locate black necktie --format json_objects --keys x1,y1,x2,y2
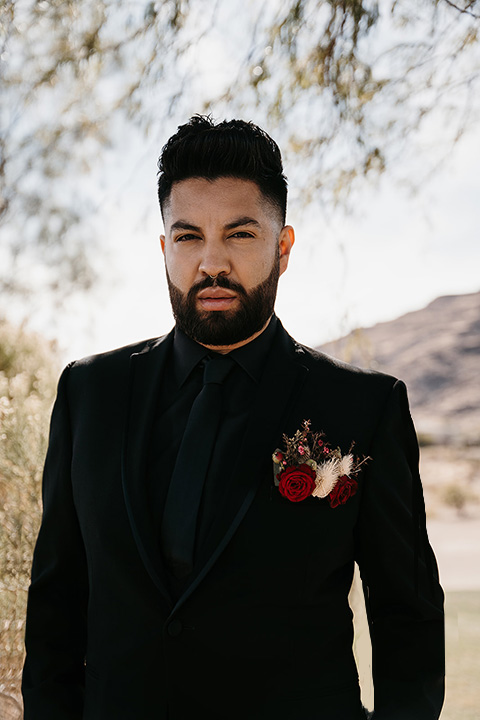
[{"x1": 161, "y1": 353, "x2": 234, "y2": 579}]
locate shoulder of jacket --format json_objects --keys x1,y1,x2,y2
[
  {"x1": 293, "y1": 340, "x2": 399, "y2": 393},
  {"x1": 61, "y1": 333, "x2": 171, "y2": 382},
  {"x1": 71, "y1": 334, "x2": 167, "y2": 367}
]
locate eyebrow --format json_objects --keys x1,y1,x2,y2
[
  {"x1": 170, "y1": 220, "x2": 201, "y2": 233},
  {"x1": 169, "y1": 217, "x2": 262, "y2": 233},
  {"x1": 224, "y1": 217, "x2": 261, "y2": 230}
]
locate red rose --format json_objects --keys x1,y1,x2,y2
[
  {"x1": 328, "y1": 475, "x2": 358, "y2": 508},
  {"x1": 278, "y1": 464, "x2": 316, "y2": 502}
]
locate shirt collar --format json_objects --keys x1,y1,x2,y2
[
  {"x1": 229, "y1": 314, "x2": 278, "y2": 382},
  {"x1": 172, "y1": 328, "x2": 209, "y2": 388},
  {"x1": 172, "y1": 315, "x2": 278, "y2": 387}
]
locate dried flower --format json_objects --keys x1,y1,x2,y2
[{"x1": 273, "y1": 420, "x2": 369, "y2": 506}]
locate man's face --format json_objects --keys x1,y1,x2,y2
[{"x1": 160, "y1": 177, "x2": 294, "y2": 350}]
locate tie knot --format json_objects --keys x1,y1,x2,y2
[{"x1": 203, "y1": 354, "x2": 234, "y2": 385}]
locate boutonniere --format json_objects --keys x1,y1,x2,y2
[{"x1": 272, "y1": 420, "x2": 369, "y2": 507}]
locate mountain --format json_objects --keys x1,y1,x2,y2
[{"x1": 318, "y1": 291, "x2": 480, "y2": 440}]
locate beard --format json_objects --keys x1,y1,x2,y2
[{"x1": 166, "y1": 252, "x2": 280, "y2": 346}]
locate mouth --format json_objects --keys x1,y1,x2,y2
[{"x1": 197, "y1": 286, "x2": 238, "y2": 311}]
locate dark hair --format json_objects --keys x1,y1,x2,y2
[{"x1": 157, "y1": 115, "x2": 287, "y2": 223}]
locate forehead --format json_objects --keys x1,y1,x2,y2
[{"x1": 163, "y1": 177, "x2": 277, "y2": 227}]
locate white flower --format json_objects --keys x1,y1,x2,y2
[
  {"x1": 312, "y1": 459, "x2": 340, "y2": 498},
  {"x1": 338, "y1": 454, "x2": 353, "y2": 478}
]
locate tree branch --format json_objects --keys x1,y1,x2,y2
[{"x1": 443, "y1": 0, "x2": 480, "y2": 18}]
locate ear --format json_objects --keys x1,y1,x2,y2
[
  {"x1": 278, "y1": 225, "x2": 295, "y2": 277},
  {"x1": 160, "y1": 235, "x2": 165, "y2": 255}
]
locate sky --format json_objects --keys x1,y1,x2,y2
[{"x1": 9, "y1": 1, "x2": 480, "y2": 363}]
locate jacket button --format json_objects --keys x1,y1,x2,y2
[{"x1": 167, "y1": 619, "x2": 183, "y2": 637}]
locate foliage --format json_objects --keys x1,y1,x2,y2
[
  {"x1": 1, "y1": 0, "x2": 479, "y2": 305},
  {"x1": 0, "y1": 0, "x2": 190, "y2": 300},
  {"x1": 442, "y1": 481, "x2": 470, "y2": 512},
  {"x1": 237, "y1": 0, "x2": 480, "y2": 199},
  {"x1": 0, "y1": 318, "x2": 59, "y2": 700}
]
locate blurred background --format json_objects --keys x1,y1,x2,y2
[{"x1": 1, "y1": 1, "x2": 479, "y2": 717}]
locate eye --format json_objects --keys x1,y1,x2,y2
[
  {"x1": 229, "y1": 231, "x2": 254, "y2": 239},
  {"x1": 175, "y1": 233, "x2": 200, "y2": 243}
]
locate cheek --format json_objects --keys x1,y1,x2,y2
[
  {"x1": 164, "y1": 251, "x2": 195, "y2": 289},
  {"x1": 237, "y1": 248, "x2": 275, "y2": 285}
]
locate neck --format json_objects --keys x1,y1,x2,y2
[{"x1": 197, "y1": 316, "x2": 272, "y2": 354}]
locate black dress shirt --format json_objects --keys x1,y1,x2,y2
[{"x1": 146, "y1": 315, "x2": 278, "y2": 591}]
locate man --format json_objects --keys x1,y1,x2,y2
[{"x1": 22, "y1": 116, "x2": 444, "y2": 719}]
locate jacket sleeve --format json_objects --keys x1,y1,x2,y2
[
  {"x1": 355, "y1": 380, "x2": 445, "y2": 720},
  {"x1": 22, "y1": 364, "x2": 87, "y2": 720}
]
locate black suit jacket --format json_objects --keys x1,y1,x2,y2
[{"x1": 22, "y1": 321, "x2": 444, "y2": 719}]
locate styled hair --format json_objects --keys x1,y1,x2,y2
[{"x1": 157, "y1": 115, "x2": 287, "y2": 223}]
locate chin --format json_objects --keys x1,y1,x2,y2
[{"x1": 191, "y1": 314, "x2": 258, "y2": 346}]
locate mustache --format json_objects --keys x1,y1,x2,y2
[{"x1": 188, "y1": 275, "x2": 248, "y2": 299}]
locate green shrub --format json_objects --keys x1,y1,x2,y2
[
  {"x1": 442, "y1": 483, "x2": 470, "y2": 513},
  {"x1": 0, "y1": 319, "x2": 59, "y2": 701}
]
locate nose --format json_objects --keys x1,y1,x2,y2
[{"x1": 198, "y1": 238, "x2": 231, "y2": 279}]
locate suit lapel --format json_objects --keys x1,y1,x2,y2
[
  {"x1": 174, "y1": 324, "x2": 309, "y2": 611},
  {"x1": 121, "y1": 331, "x2": 174, "y2": 606},
  {"x1": 122, "y1": 324, "x2": 311, "y2": 612}
]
